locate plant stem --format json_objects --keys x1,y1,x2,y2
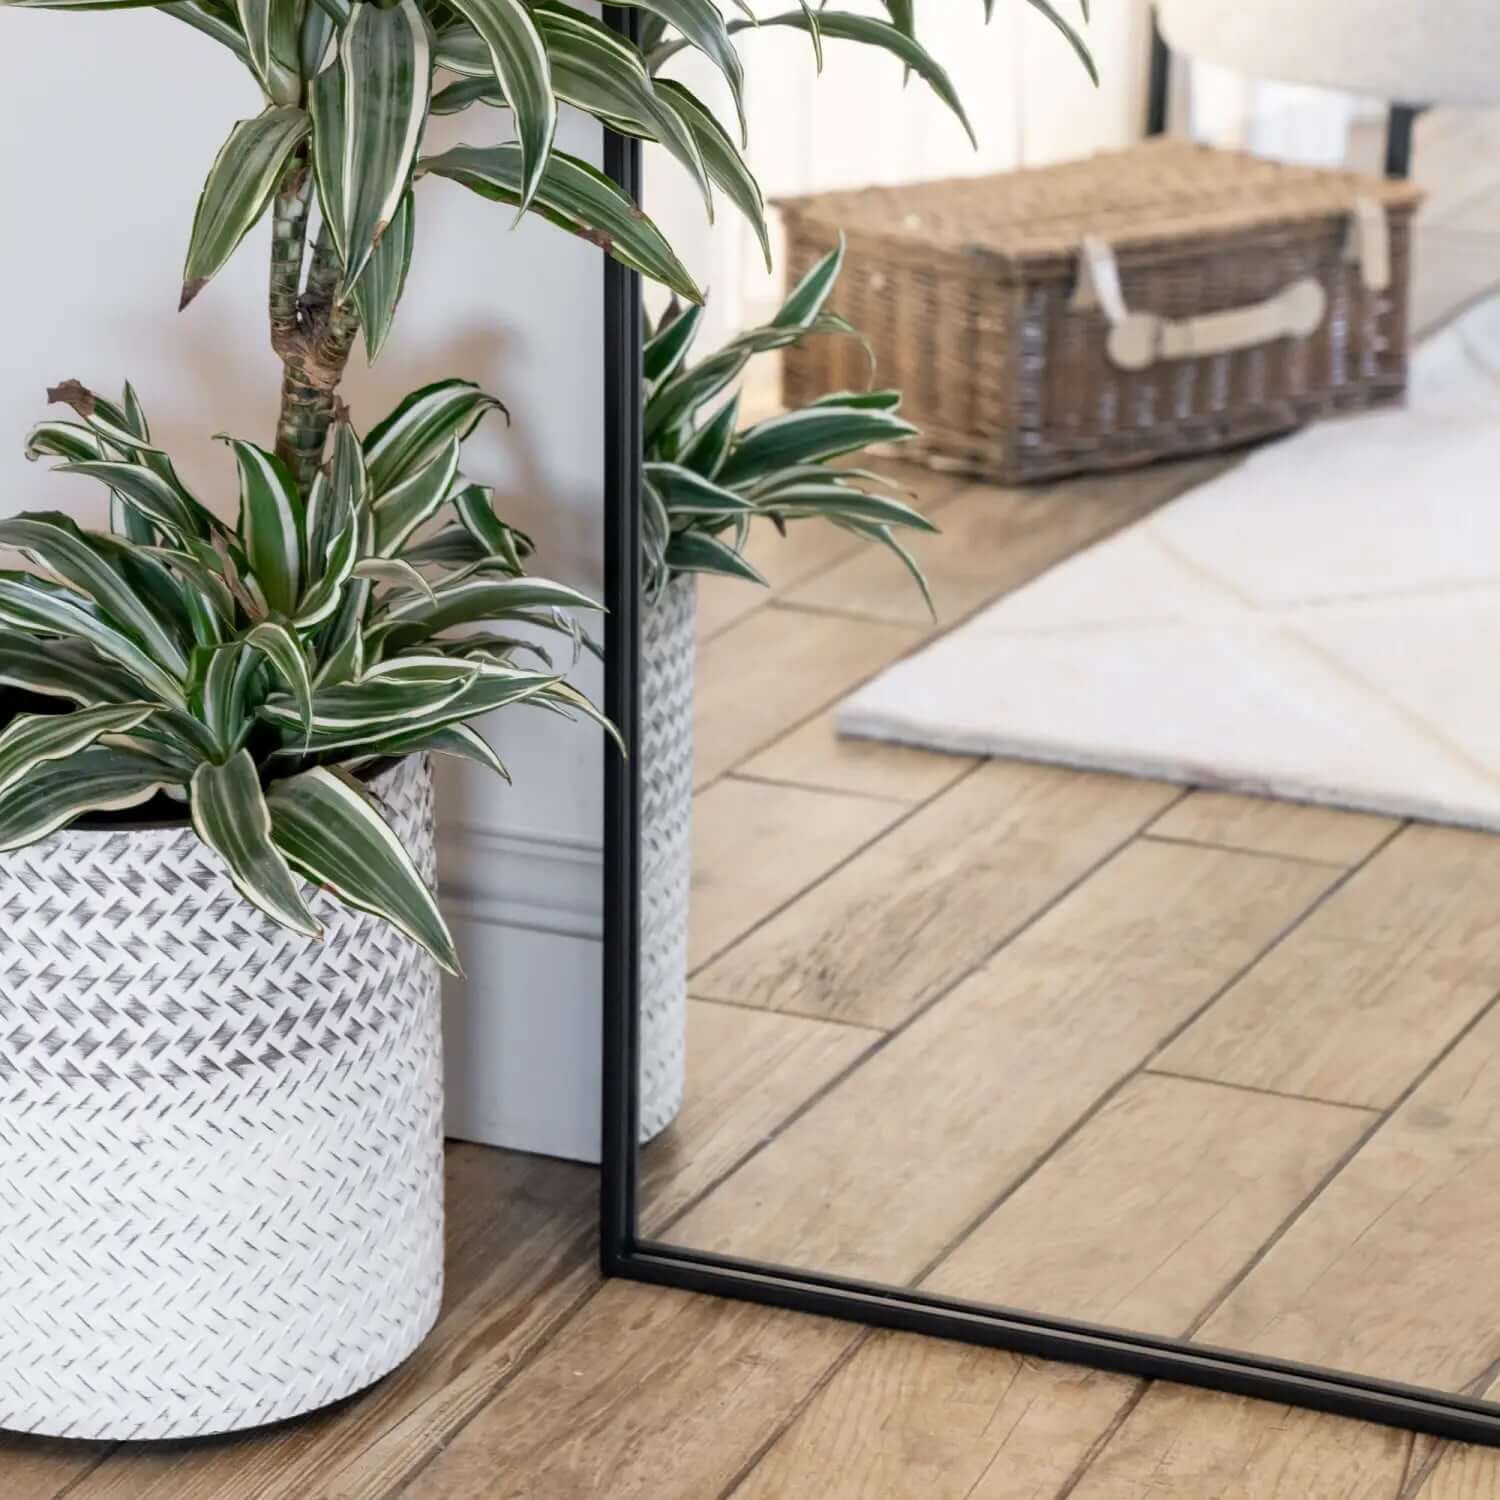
[{"x1": 268, "y1": 158, "x2": 360, "y2": 495}]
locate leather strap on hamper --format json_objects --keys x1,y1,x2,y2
[{"x1": 1071, "y1": 196, "x2": 1391, "y2": 372}]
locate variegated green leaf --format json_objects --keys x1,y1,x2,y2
[
  {"x1": 352, "y1": 556, "x2": 436, "y2": 602},
  {"x1": 730, "y1": 10, "x2": 976, "y2": 146},
  {"x1": 658, "y1": 79, "x2": 768, "y2": 264},
  {"x1": 371, "y1": 437, "x2": 459, "y2": 556},
  {"x1": 46, "y1": 380, "x2": 169, "y2": 455},
  {"x1": 0, "y1": 573, "x2": 185, "y2": 705},
  {"x1": 354, "y1": 720, "x2": 510, "y2": 781},
  {"x1": 181, "y1": 106, "x2": 310, "y2": 309},
  {"x1": 449, "y1": 484, "x2": 530, "y2": 573},
  {"x1": 830, "y1": 513, "x2": 934, "y2": 617},
  {"x1": 369, "y1": 575, "x2": 603, "y2": 648},
  {"x1": 261, "y1": 658, "x2": 476, "y2": 734},
  {"x1": 643, "y1": 301, "x2": 702, "y2": 387},
  {"x1": 160, "y1": 0, "x2": 251, "y2": 62},
  {"x1": 0, "y1": 631, "x2": 141, "y2": 706},
  {"x1": 335, "y1": 0, "x2": 431, "y2": 293},
  {"x1": 309, "y1": 52, "x2": 348, "y2": 257},
  {"x1": 774, "y1": 236, "x2": 845, "y2": 328},
  {"x1": 442, "y1": 0, "x2": 554, "y2": 215},
  {"x1": 24, "y1": 420, "x2": 108, "y2": 465},
  {"x1": 528, "y1": 4, "x2": 711, "y2": 221},
  {"x1": 627, "y1": 0, "x2": 746, "y2": 141},
  {"x1": 363, "y1": 379, "x2": 504, "y2": 496},
  {"x1": 266, "y1": 765, "x2": 461, "y2": 973},
  {"x1": 0, "y1": 513, "x2": 191, "y2": 679},
  {"x1": 274, "y1": 661, "x2": 568, "y2": 753},
  {"x1": 192, "y1": 749, "x2": 320, "y2": 935},
  {"x1": 219, "y1": 436, "x2": 304, "y2": 615},
  {"x1": 663, "y1": 528, "x2": 766, "y2": 584},
  {"x1": 299, "y1": 0, "x2": 334, "y2": 74},
  {"x1": 245, "y1": 620, "x2": 313, "y2": 743},
  {"x1": 643, "y1": 461, "x2": 756, "y2": 519},
  {"x1": 0, "y1": 701, "x2": 157, "y2": 797},
  {"x1": 311, "y1": 578, "x2": 368, "y2": 685},
  {"x1": 716, "y1": 405, "x2": 918, "y2": 488},
  {"x1": 420, "y1": 144, "x2": 703, "y2": 303},
  {"x1": 643, "y1": 312, "x2": 855, "y2": 445},
  {"x1": 353, "y1": 188, "x2": 414, "y2": 362},
  {"x1": 761, "y1": 483, "x2": 939, "y2": 532},
  {"x1": 236, "y1": 0, "x2": 302, "y2": 105},
  {"x1": 193, "y1": 639, "x2": 262, "y2": 750},
  {"x1": 57, "y1": 458, "x2": 219, "y2": 543},
  {"x1": 675, "y1": 391, "x2": 739, "y2": 479},
  {"x1": 1023, "y1": 0, "x2": 1097, "y2": 84},
  {"x1": 143, "y1": 545, "x2": 237, "y2": 625},
  {"x1": 399, "y1": 524, "x2": 488, "y2": 570},
  {"x1": 0, "y1": 748, "x2": 172, "y2": 854}
]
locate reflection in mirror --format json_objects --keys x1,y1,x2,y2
[{"x1": 634, "y1": 0, "x2": 1500, "y2": 1444}]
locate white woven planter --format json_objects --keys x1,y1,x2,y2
[
  {"x1": 639, "y1": 575, "x2": 696, "y2": 1142},
  {"x1": 0, "y1": 755, "x2": 445, "y2": 1441}
]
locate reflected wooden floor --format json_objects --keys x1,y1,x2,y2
[{"x1": 11, "y1": 109, "x2": 1500, "y2": 1499}]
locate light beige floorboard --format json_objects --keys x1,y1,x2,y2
[
  {"x1": 736, "y1": 708, "x2": 978, "y2": 803},
  {"x1": 786, "y1": 462, "x2": 1224, "y2": 628},
  {"x1": 0, "y1": 1439, "x2": 111, "y2": 1500},
  {"x1": 381, "y1": 1282, "x2": 856, "y2": 1500},
  {"x1": 1149, "y1": 790, "x2": 1398, "y2": 866},
  {"x1": 640, "y1": 998, "x2": 877, "y2": 1234},
  {"x1": 1197, "y1": 998, "x2": 1500, "y2": 1394},
  {"x1": 692, "y1": 605, "x2": 922, "y2": 789},
  {"x1": 694, "y1": 760, "x2": 1178, "y2": 1028},
  {"x1": 1416, "y1": 1435, "x2": 1500, "y2": 1497},
  {"x1": 924, "y1": 1073, "x2": 1372, "y2": 1335},
  {"x1": 730, "y1": 1332, "x2": 1138, "y2": 1500},
  {"x1": 688, "y1": 775, "x2": 904, "y2": 972},
  {"x1": 1159, "y1": 824, "x2": 1500, "y2": 1109},
  {"x1": 1067, "y1": 1381, "x2": 1414, "y2": 1499},
  {"x1": 675, "y1": 839, "x2": 1337, "y2": 1284}
]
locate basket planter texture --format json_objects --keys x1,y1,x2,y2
[
  {"x1": 780, "y1": 139, "x2": 1423, "y2": 484},
  {"x1": 0, "y1": 754, "x2": 445, "y2": 1441},
  {"x1": 639, "y1": 575, "x2": 696, "y2": 1142}
]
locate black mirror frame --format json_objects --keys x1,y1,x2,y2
[{"x1": 595, "y1": 11, "x2": 1500, "y2": 1446}]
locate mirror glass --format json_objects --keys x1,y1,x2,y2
[{"x1": 635, "y1": 9, "x2": 1500, "y2": 1413}]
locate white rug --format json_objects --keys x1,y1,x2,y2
[{"x1": 838, "y1": 293, "x2": 1500, "y2": 831}]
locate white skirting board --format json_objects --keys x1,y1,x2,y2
[{"x1": 437, "y1": 826, "x2": 605, "y2": 1164}]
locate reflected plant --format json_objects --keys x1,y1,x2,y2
[{"x1": 641, "y1": 240, "x2": 937, "y2": 610}]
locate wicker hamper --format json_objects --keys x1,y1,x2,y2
[{"x1": 779, "y1": 139, "x2": 1424, "y2": 484}]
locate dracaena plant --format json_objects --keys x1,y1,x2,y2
[
  {"x1": 641, "y1": 239, "x2": 937, "y2": 610},
  {"x1": 0, "y1": 377, "x2": 609, "y2": 973},
  {"x1": 0, "y1": 0, "x2": 1091, "y2": 966}
]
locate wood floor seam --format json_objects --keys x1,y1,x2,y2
[
  {"x1": 906, "y1": 833, "x2": 1369, "y2": 1322},
  {"x1": 1138, "y1": 830, "x2": 1370, "y2": 869},
  {"x1": 1139, "y1": 1067, "x2": 1383, "y2": 1114},
  {"x1": 1183, "y1": 978, "x2": 1500, "y2": 1348},
  {"x1": 659, "y1": 785, "x2": 1193, "y2": 1242}
]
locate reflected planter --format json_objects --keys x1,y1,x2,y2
[
  {"x1": 0, "y1": 755, "x2": 445, "y2": 1440},
  {"x1": 639, "y1": 574, "x2": 695, "y2": 1142}
]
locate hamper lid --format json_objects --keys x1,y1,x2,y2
[{"x1": 774, "y1": 138, "x2": 1423, "y2": 272}]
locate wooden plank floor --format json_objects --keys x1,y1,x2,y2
[{"x1": 11, "y1": 109, "x2": 1500, "y2": 1498}]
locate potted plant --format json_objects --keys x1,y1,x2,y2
[
  {"x1": 636, "y1": 240, "x2": 940, "y2": 1138},
  {"x1": 0, "y1": 0, "x2": 1090, "y2": 1441}
]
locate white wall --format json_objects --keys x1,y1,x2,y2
[{"x1": 0, "y1": 9, "x2": 608, "y2": 1160}]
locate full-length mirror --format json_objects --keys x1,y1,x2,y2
[{"x1": 616, "y1": 0, "x2": 1500, "y2": 1450}]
